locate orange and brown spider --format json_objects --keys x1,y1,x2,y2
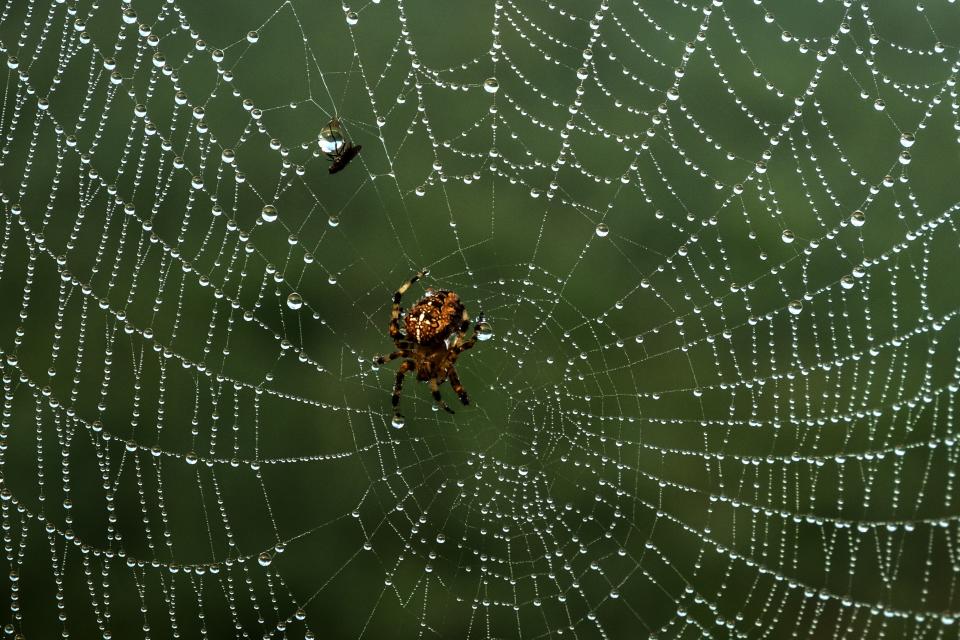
[{"x1": 373, "y1": 270, "x2": 487, "y2": 424}]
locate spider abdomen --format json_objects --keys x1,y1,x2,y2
[{"x1": 405, "y1": 291, "x2": 462, "y2": 344}]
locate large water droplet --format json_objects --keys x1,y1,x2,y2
[
  {"x1": 781, "y1": 229, "x2": 795, "y2": 244},
  {"x1": 595, "y1": 223, "x2": 609, "y2": 237},
  {"x1": 788, "y1": 300, "x2": 803, "y2": 315},
  {"x1": 258, "y1": 552, "x2": 272, "y2": 567},
  {"x1": 900, "y1": 132, "x2": 915, "y2": 147},
  {"x1": 476, "y1": 322, "x2": 494, "y2": 341},
  {"x1": 319, "y1": 120, "x2": 346, "y2": 155},
  {"x1": 261, "y1": 204, "x2": 278, "y2": 223},
  {"x1": 345, "y1": 11, "x2": 359, "y2": 26},
  {"x1": 850, "y1": 210, "x2": 865, "y2": 227},
  {"x1": 287, "y1": 293, "x2": 303, "y2": 310},
  {"x1": 391, "y1": 415, "x2": 406, "y2": 429},
  {"x1": 483, "y1": 78, "x2": 499, "y2": 94}
]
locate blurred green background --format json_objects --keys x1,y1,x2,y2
[{"x1": 0, "y1": 0, "x2": 959, "y2": 638}]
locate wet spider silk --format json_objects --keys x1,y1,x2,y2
[{"x1": 0, "y1": 0, "x2": 958, "y2": 638}]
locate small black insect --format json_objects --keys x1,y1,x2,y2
[
  {"x1": 328, "y1": 142, "x2": 362, "y2": 174},
  {"x1": 319, "y1": 117, "x2": 362, "y2": 174}
]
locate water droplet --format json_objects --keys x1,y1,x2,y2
[
  {"x1": 898, "y1": 151, "x2": 911, "y2": 165},
  {"x1": 258, "y1": 552, "x2": 272, "y2": 567},
  {"x1": 609, "y1": 589, "x2": 620, "y2": 599},
  {"x1": 900, "y1": 132, "x2": 915, "y2": 148},
  {"x1": 595, "y1": 223, "x2": 609, "y2": 237},
  {"x1": 781, "y1": 229, "x2": 795, "y2": 244},
  {"x1": 221, "y1": 148, "x2": 235, "y2": 164},
  {"x1": 261, "y1": 204, "x2": 278, "y2": 223},
  {"x1": 246, "y1": 30, "x2": 259, "y2": 44},
  {"x1": 319, "y1": 120, "x2": 346, "y2": 156},
  {"x1": 345, "y1": 11, "x2": 359, "y2": 26},
  {"x1": 518, "y1": 465, "x2": 529, "y2": 476},
  {"x1": 328, "y1": 215, "x2": 340, "y2": 228},
  {"x1": 840, "y1": 275, "x2": 855, "y2": 290},
  {"x1": 391, "y1": 415, "x2": 406, "y2": 429},
  {"x1": 287, "y1": 293, "x2": 303, "y2": 310},
  {"x1": 436, "y1": 533, "x2": 446, "y2": 544},
  {"x1": 873, "y1": 98, "x2": 885, "y2": 111},
  {"x1": 850, "y1": 210, "x2": 865, "y2": 227},
  {"x1": 788, "y1": 300, "x2": 803, "y2": 315},
  {"x1": 483, "y1": 78, "x2": 499, "y2": 94},
  {"x1": 185, "y1": 451, "x2": 198, "y2": 465},
  {"x1": 476, "y1": 322, "x2": 494, "y2": 341}
]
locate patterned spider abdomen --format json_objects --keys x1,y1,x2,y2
[{"x1": 405, "y1": 291, "x2": 462, "y2": 344}]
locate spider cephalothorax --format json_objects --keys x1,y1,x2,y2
[{"x1": 373, "y1": 270, "x2": 487, "y2": 424}]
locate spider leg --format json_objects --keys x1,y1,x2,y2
[
  {"x1": 374, "y1": 349, "x2": 410, "y2": 366},
  {"x1": 454, "y1": 314, "x2": 485, "y2": 354},
  {"x1": 457, "y1": 306, "x2": 470, "y2": 334},
  {"x1": 389, "y1": 270, "x2": 428, "y2": 338},
  {"x1": 429, "y1": 378, "x2": 455, "y2": 414},
  {"x1": 448, "y1": 367, "x2": 470, "y2": 406},
  {"x1": 392, "y1": 360, "x2": 416, "y2": 414}
]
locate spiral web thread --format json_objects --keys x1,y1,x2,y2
[{"x1": 0, "y1": 0, "x2": 959, "y2": 637}]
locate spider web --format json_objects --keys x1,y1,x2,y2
[{"x1": 0, "y1": 0, "x2": 959, "y2": 637}]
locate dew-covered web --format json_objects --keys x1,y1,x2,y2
[{"x1": 1, "y1": 0, "x2": 960, "y2": 637}]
